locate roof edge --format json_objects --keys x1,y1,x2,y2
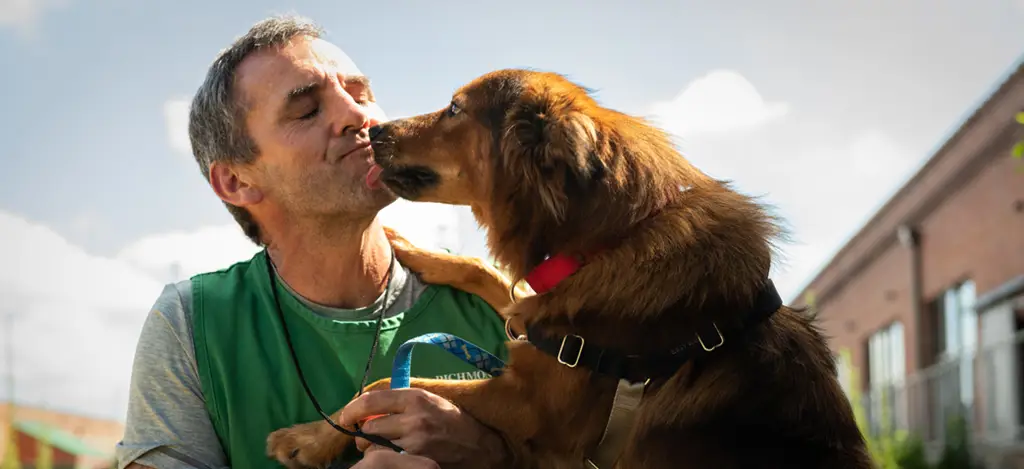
[{"x1": 787, "y1": 52, "x2": 1024, "y2": 305}]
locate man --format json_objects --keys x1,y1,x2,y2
[{"x1": 115, "y1": 15, "x2": 511, "y2": 469}]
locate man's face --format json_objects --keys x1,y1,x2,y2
[{"x1": 234, "y1": 36, "x2": 394, "y2": 222}]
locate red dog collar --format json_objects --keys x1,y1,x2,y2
[{"x1": 525, "y1": 254, "x2": 581, "y2": 294}]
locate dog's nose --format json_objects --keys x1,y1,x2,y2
[{"x1": 368, "y1": 125, "x2": 384, "y2": 141}]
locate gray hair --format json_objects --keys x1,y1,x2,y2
[{"x1": 188, "y1": 15, "x2": 325, "y2": 245}]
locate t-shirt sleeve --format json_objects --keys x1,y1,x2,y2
[{"x1": 114, "y1": 282, "x2": 230, "y2": 469}]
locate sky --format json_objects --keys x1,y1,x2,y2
[{"x1": 0, "y1": 0, "x2": 1023, "y2": 421}]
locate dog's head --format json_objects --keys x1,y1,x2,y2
[
  {"x1": 369, "y1": 69, "x2": 611, "y2": 212},
  {"x1": 371, "y1": 69, "x2": 694, "y2": 275}
]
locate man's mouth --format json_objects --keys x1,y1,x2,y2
[{"x1": 335, "y1": 141, "x2": 372, "y2": 162}]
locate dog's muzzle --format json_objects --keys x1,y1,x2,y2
[{"x1": 369, "y1": 124, "x2": 385, "y2": 142}]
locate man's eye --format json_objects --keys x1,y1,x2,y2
[{"x1": 299, "y1": 106, "x2": 320, "y2": 120}]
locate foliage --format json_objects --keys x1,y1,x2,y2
[
  {"x1": 896, "y1": 434, "x2": 931, "y2": 469},
  {"x1": 840, "y1": 349, "x2": 923, "y2": 468},
  {"x1": 1014, "y1": 112, "x2": 1024, "y2": 161},
  {"x1": 836, "y1": 349, "x2": 979, "y2": 469},
  {"x1": 935, "y1": 413, "x2": 982, "y2": 469}
]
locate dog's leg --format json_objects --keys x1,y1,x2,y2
[
  {"x1": 266, "y1": 417, "x2": 358, "y2": 469},
  {"x1": 384, "y1": 226, "x2": 530, "y2": 335},
  {"x1": 267, "y1": 376, "x2": 540, "y2": 469}
]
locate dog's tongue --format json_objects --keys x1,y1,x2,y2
[{"x1": 365, "y1": 164, "x2": 384, "y2": 189}]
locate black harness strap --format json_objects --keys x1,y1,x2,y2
[{"x1": 526, "y1": 279, "x2": 784, "y2": 382}]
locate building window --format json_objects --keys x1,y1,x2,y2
[
  {"x1": 934, "y1": 280, "x2": 977, "y2": 408},
  {"x1": 937, "y1": 280, "x2": 978, "y2": 359},
  {"x1": 868, "y1": 321, "x2": 906, "y2": 390},
  {"x1": 864, "y1": 321, "x2": 906, "y2": 436}
]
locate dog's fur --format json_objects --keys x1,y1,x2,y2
[{"x1": 266, "y1": 69, "x2": 873, "y2": 469}]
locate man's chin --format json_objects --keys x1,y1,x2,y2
[{"x1": 363, "y1": 185, "x2": 399, "y2": 211}]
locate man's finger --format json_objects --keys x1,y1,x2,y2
[
  {"x1": 340, "y1": 389, "x2": 423, "y2": 427},
  {"x1": 358, "y1": 436, "x2": 421, "y2": 457},
  {"x1": 350, "y1": 450, "x2": 440, "y2": 469},
  {"x1": 360, "y1": 441, "x2": 388, "y2": 454},
  {"x1": 359, "y1": 413, "x2": 412, "y2": 441}
]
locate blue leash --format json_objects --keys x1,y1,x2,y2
[
  {"x1": 353, "y1": 333, "x2": 505, "y2": 456},
  {"x1": 390, "y1": 332, "x2": 506, "y2": 389}
]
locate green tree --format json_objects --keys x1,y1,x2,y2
[
  {"x1": 935, "y1": 413, "x2": 981, "y2": 469},
  {"x1": 837, "y1": 348, "x2": 932, "y2": 469},
  {"x1": 1013, "y1": 112, "x2": 1024, "y2": 164}
]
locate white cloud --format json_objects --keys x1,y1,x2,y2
[
  {"x1": 164, "y1": 98, "x2": 192, "y2": 156},
  {"x1": 0, "y1": 210, "x2": 164, "y2": 418},
  {"x1": 0, "y1": 211, "x2": 269, "y2": 419},
  {"x1": 1, "y1": 211, "x2": 162, "y2": 312},
  {"x1": 647, "y1": 69, "x2": 789, "y2": 137},
  {"x1": 116, "y1": 224, "x2": 260, "y2": 282},
  {"x1": 0, "y1": 0, "x2": 69, "y2": 33}
]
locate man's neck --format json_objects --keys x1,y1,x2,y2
[{"x1": 265, "y1": 216, "x2": 393, "y2": 309}]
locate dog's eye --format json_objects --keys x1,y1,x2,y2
[{"x1": 447, "y1": 102, "x2": 460, "y2": 117}]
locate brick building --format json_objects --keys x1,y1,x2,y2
[
  {"x1": 791, "y1": 56, "x2": 1024, "y2": 464},
  {"x1": 0, "y1": 404, "x2": 122, "y2": 469}
]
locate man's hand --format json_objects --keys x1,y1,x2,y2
[
  {"x1": 339, "y1": 388, "x2": 510, "y2": 469},
  {"x1": 351, "y1": 451, "x2": 440, "y2": 469}
]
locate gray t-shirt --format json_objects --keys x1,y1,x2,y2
[{"x1": 114, "y1": 262, "x2": 428, "y2": 469}]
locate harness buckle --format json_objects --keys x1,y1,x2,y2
[
  {"x1": 557, "y1": 335, "x2": 585, "y2": 367},
  {"x1": 697, "y1": 323, "x2": 724, "y2": 352}
]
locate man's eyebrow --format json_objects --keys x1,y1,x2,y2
[
  {"x1": 281, "y1": 76, "x2": 373, "y2": 112},
  {"x1": 286, "y1": 82, "x2": 320, "y2": 102}
]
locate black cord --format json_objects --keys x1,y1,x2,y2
[{"x1": 266, "y1": 247, "x2": 405, "y2": 453}]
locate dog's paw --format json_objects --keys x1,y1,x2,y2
[
  {"x1": 383, "y1": 227, "x2": 460, "y2": 274},
  {"x1": 382, "y1": 226, "x2": 419, "y2": 253},
  {"x1": 266, "y1": 424, "x2": 338, "y2": 469}
]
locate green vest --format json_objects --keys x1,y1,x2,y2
[{"x1": 190, "y1": 251, "x2": 509, "y2": 468}]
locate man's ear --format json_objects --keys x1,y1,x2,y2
[
  {"x1": 500, "y1": 93, "x2": 606, "y2": 223},
  {"x1": 209, "y1": 161, "x2": 263, "y2": 208}
]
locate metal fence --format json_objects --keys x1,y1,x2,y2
[{"x1": 862, "y1": 330, "x2": 1024, "y2": 446}]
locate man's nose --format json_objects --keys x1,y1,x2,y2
[{"x1": 333, "y1": 93, "x2": 370, "y2": 137}]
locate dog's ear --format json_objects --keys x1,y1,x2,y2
[{"x1": 500, "y1": 92, "x2": 607, "y2": 223}]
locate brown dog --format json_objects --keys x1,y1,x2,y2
[{"x1": 267, "y1": 69, "x2": 874, "y2": 469}]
